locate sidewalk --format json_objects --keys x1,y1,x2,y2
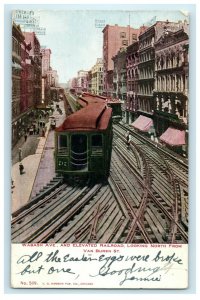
[
  {"x1": 11, "y1": 129, "x2": 48, "y2": 213},
  {"x1": 11, "y1": 101, "x2": 66, "y2": 214}
]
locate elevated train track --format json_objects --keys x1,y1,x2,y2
[
  {"x1": 11, "y1": 122, "x2": 188, "y2": 244},
  {"x1": 113, "y1": 123, "x2": 188, "y2": 243}
]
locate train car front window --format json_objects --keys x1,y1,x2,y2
[
  {"x1": 58, "y1": 135, "x2": 68, "y2": 154},
  {"x1": 92, "y1": 135, "x2": 102, "y2": 147}
]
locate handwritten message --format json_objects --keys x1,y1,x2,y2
[{"x1": 11, "y1": 244, "x2": 188, "y2": 289}]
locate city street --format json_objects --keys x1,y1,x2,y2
[{"x1": 11, "y1": 101, "x2": 65, "y2": 213}]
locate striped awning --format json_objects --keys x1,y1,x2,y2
[
  {"x1": 131, "y1": 115, "x2": 153, "y2": 132},
  {"x1": 160, "y1": 127, "x2": 186, "y2": 146}
]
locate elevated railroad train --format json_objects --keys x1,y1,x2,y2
[
  {"x1": 78, "y1": 93, "x2": 122, "y2": 123},
  {"x1": 54, "y1": 102, "x2": 113, "y2": 178}
]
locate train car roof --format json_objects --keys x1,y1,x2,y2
[
  {"x1": 56, "y1": 103, "x2": 112, "y2": 131},
  {"x1": 78, "y1": 93, "x2": 121, "y2": 107},
  {"x1": 107, "y1": 98, "x2": 122, "y2": 105},
  {"x1": 78, "y1": 94, "x2": 105, "y2": 107}
]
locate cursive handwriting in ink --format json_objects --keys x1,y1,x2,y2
[
  {"x1": 45, "y1": 250, "x2": 61, "y2": 262},
  {"x1": 118, "y1": 262, "x2": 173, "y2": 285},
  {"x1": 44, "y1": 250, "x2": 98, "y2": 263},
  {"x1": 17, "y1": 251, "x2": 43, "y2": 264},
  {"x1": 63, "y1": 253, "x2": 97, "y2": 262},
  {"x1": 48, "y1": 266, "x2": 75, "y2": 275},
  {"x1": 120, "y1": 274, "x2": 161, "y2": 285},
  {"x1": 17, "y1": 264, "x2": 45, "y2": 275},
  {"x1": 90, "y1": 261, "x2": 162, "y2": 283},
  {"x1": 152, "y1": 251, "x2": 183, "y2": 265},
  {"x1": 90, "y1": 253, "x2": 175, "y2": 286}
]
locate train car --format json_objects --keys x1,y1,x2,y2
[
  {"x1": 78, "y1": 93, "x2": 122, "y2": 122},
  {"x1": 107, "y1": 98, "x2": 122, "y2": 123},
  {"x1": 54, "y1": 103, "x2": 112, "y2": 178}
]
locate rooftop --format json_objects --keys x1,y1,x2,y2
[{"x1": 56, "y1": 103, "x2": 112, "y2": 131}]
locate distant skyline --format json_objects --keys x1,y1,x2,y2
[{"x1": 13, "y1": 9, "x2": 189, "y2": 83}]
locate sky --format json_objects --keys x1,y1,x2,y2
[{"x1": 13, "y1": 9, "x2": 188, "y2": 83}]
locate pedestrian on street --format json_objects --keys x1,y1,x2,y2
[
  {"x1": 24, "y1": 134, "x2": 27, "y2": 142},
  {"x1": 19, "y1": 163, "x2": 24, "y2": 175},
  {"x1": 37, "y1": 127, "x2": 40, "y2": 135},
  {"x1": 18, "y1": 148, "x2": 22, "y2": 162},
  {"x1": 126, "y1": 131, "x2": 131, "y2": 149},
  {"x1": 11, "y1": 178, "x2": 15, "y2": 188}
]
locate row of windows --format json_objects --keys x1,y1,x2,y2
[
  {"x1": 12, "y1": 79, "x2": 20, "y2": 96},
  {"x1": 156, "y1": 74, "x2": 188, "y2": 92},
  {"x1": 138, "y1": 83, "x2": 154, "y2": 95},
  {"x1": 58, "y1": 135, "x2": 103, "y2": 152},
  {"x1": 12, "y1": 37, "x2": 21, "y2": 56},
  {"x1": 139, "y1": 69, "x2": 154, "y2": 79},
  {"x1": 127, "y1": 68, "x2": 139, "y2": 78},
  {"x1": 139, "y1": 51, "x2": 154, "y2": 63},
  {"x1": 120, "y1": 32, "x2": 137, "y2": 40},
  {"x1": 127, "y1": 54, "x2": 139, "y2": 65},
  {"x1": 155, "y1": 52, "x2": 187, "y2": 70},
  {"x1": 12, "y1": 79, "x2": 34, "y2": 96},
  {"x1": 139, "y1": 37, "x2": 154, "y2": 50}
]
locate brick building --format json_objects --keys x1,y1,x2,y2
[
  {"x1": 102, "y1": 24, "x2": 140, "y2": 96},
  {"x1": 23, "y1": 32, "x2": 42, "y2": 107},
  {"x1": 12, "y1": 23, "x2": 34, "y2": 146}
]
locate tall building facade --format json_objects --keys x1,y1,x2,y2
[
  {"x1": 41, "y1": 48, "x2": 52, "y2": 105},
  {"x1": 77, "y1": 70, "x2": 89, "y2": 93},
  {"x1": 112, "y1": 49, "x2": 127, "y2": 100},
  {"x1": 46, "y1": 68, "x2": 59, "y2": 87},
  {"x1": 12, "y1": 23, "x2": 34, "y2": 146},
  {"x1": 102, "y1": 24, "x2": 140, "y2": 96},
  {"x1": 12, "y1": 23, "x2": 23, "y2": 121},
  {"x1": 137, "y1": 21, "x2": 187, "y2": 117},
  {"x1": 87, "y1": 70, "x2": 92, "y2": 93},
  {"x1": 126, "y1": 41, "x2": 139, "y2": 123},
  {"x1": 41, "y1": 48, "x2": 51, "y2": 75},
  {"x1": 91, "y1": 58, "x2": 103, "y2": 95},
  {"x1": 153, "y1": 26, "x2": 189, "y2": 136},
  {"x1": 23, "y1": 32, "x2": 42, "y2": 107}
]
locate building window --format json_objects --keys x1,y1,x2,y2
[
  {"x1": 132, "y1": 33, "x2": 137, "y2": 40},
  {"x1": 120, "y1": 32, "x2": 126, "y2": 38},
  {"x1": 122, "y1": 40, "x2": 128, "y2": 46}
]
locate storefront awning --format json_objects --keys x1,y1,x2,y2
[
  {"x1": 159, "y1": 127, "x2": 186, "y2": 146},
  {"x1": 131, "y1": 115, "x2": 153, "y2": 132}
]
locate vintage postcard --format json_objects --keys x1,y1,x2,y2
[{"x1": 11, "y1": 8, "x2": 189, "y2": 289}]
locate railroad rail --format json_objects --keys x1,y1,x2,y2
[
  {"x1": 113, "y1": 123, "x2": 188, "y2": 243},
  {"x1": 11, "y1": 179, "x2": 102, "y2": 243},
  {"x1": 11, "y1": 123, "x2": 188, "y2": 244}
]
